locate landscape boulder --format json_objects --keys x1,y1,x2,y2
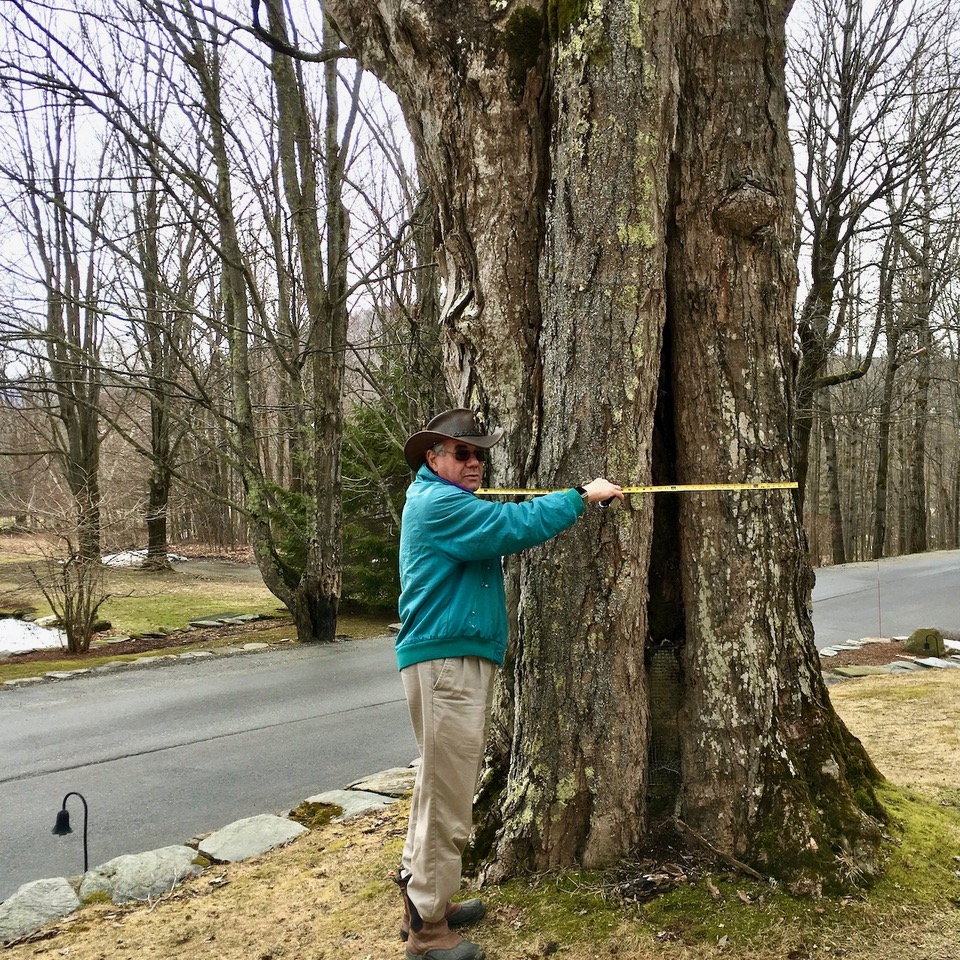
[
  {"x1": 198, "y1": 814, "x2": 307, "y2": 863},
  {"x1": 903, "y1": 628, "x2": 945, "y2": 657},
  {"x1": 347, "y1": 766, "x2": 417, "y2": 797},
  {"x1": 305, "y1": 789, "x2": 397, "y2": 822},
  {"x1": 79, "y1": 845, "x2": 202, "y2": 903},
  {"x1": 0, "y1": 877, "x2": 81, "y2": 943}
]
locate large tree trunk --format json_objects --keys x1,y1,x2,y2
[
  {"x1": 668, "y1": 2, "x2": 881, "y2": 887},
  {"x1": 145, "y1": 471, "x2": 172, "y2": 569},
  {"x1": 483, "y1": 1, "x2": 672, "y2": 874},
  {"x1": 328, "y1": 0, "x2": 885, "y2": 890}
]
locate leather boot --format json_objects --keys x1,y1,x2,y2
[
  {"x1": 404, "y1": 918, "x2": 485, "y2": 960},
  {"x1": 399, "y1": 898, "x2": 486, "y2": 941},
  {"x1": 443, "y1": 899, "x2": 486, "y2": 931},
  {"x1": 392, "y1": 867, "x2": 485, "y2": 942},
  {"x1": 393, "y1": 866, "x2": 419, "y2": 940}
]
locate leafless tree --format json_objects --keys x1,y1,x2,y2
[
  {"x1": 788, "y1": 0, "x2": 958, "y2": 512},
  {"x1": 794, "y1": 0, "x2": 960, "y2": 564},
  {"x1": 0, "y1": 84, "x2": 113, "y2": 562},
  {"x1": 29, "y1": 537, "x2": 109, "y2": 653},
  {"x1": 0, "y1": 0, "x2": 419, "y2": 637}
]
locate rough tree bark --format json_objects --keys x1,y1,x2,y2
[
  {"x1": 667, "y1": 3, "x2": 881, "y2": 886},
  {"x1": 326, "y1": 0, "x2": 885, "y2": 890}
]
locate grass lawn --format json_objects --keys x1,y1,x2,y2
[
  {"x1": 0, "y1": 535, "x2": 395, "y2": 682},
  {"x1": 0, "y1": 535, "x2": 281, "y2": 628}
]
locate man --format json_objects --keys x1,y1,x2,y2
[{"x1": 395, "y1": 408, "x2": 623, "y2": 960}]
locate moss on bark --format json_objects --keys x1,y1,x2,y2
[
  {"x1": 547, "y1": 0, "x2": 590, "y2": 41},
  {"x1": 742, "y1": 696, "x2": 887, "y2": 895}
]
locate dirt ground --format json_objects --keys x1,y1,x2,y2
[{"x1": 818, "y1": 637, "x2": 924, "y2": 668}]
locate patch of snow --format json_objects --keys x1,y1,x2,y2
[
  {"x1": 0, "y1": 618, "x2": 65, "y2": 653},
  {"x1": 101, "y1": 550, "x2": 189, "y2": 567}
]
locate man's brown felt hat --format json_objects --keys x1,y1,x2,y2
[{"x1": 403, "y1": 408, "x2": 505, "y2": 471}]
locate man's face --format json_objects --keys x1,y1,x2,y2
[{"x1": 426, "y1": 441, "x2": 486, "y2": 492}]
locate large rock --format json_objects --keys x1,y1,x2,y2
[
  {"x1": 305, "y1": 789, "x2": 398, "y2": 822},
  {"x1": 833, "y1": 665, "x2": 893, "y2": 678},
  {"x1": 79, "y1": 845, "x2": 202, "y2": 903},
  {"x1": 0, "y1": 877, "x2": 82, "y2": 943},
  {"x1": 916, "y1": 657, "x2": 960, "y2": 669},
  {"x1": 903, "y1": 628, "x2": 945, "y2": 657},
  {"x1": 198, "y1": 814, "x2": 307, "y2": 863},
  {"x1": 348, "y1": 767, "x2": 417, "y2": 797}
]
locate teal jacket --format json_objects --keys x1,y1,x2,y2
[{"x1": 396, "y1": 464, "x2": 585, "y2": 670}]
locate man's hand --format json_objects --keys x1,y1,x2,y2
[{"x1": 582, "y1": 478, "x2": 625, "y2": 506}]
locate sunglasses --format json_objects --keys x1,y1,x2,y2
[{"x1": 443, "y1": 446, "x2": 487, "y2": 463}]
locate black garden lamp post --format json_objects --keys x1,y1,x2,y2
[{"x1": 51, "y1": 791, "x2": 89, "y2": 873}]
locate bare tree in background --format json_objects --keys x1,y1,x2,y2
[
  {"x1": 124, "y1": 150, "x2": 206, "y2": 568},
  {"x1": 0, "y1": 0, "x2": 417, "y2": 638},
  {"x1": 794, "y1": 0, "x2": 960, "y2": 564},
  {"x1": 29, "y1": 536, "x2": 109, "y2": 653},
  {"x1": 788, "y1": 0, "x2": 958, "y2": 514},
  {"x1": 0, "y1": 89, "x2": 112, "y2": 562}
]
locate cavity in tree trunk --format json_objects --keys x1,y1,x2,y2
[{"x1": 327, "y1": 0, "x2": 885, "y2": 890}]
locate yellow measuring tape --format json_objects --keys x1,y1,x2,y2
[{"x1": 476, "y1": 482, "x2": 798, "y2": 496}]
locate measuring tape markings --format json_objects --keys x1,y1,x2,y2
[{"x1": 476, "y1": 482, "x2": 798, "y2": 496}]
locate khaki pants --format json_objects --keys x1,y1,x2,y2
[{"x1": 401, "y1": 656, "x2": 497, "y2": 923}]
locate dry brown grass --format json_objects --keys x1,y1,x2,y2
[
  {"x1": 828, "y1": 669, "x2": 960, "y2": 805},
  {"x1": 4, "y1": 672, "x2": 960, "y2": 960}
]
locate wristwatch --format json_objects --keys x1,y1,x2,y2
[{"x1": 574, "y1": 485, "x2": 589, "y2": 503}]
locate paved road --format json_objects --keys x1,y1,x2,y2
[
  {"x1": 0, "y1": 636, "x2": 414, "y2": 902},
  {"x1": 811, "y1": 548, "x2": 960, "y2": 648}
]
